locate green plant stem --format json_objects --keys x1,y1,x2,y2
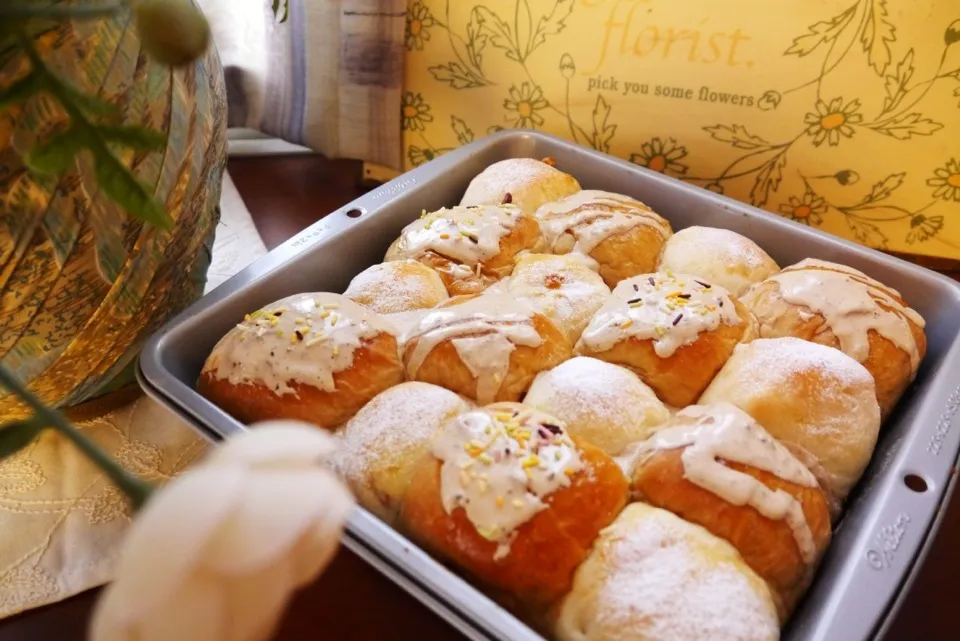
[{"x1": 0, "y1": 366, "x2": 154, "y2": 510}]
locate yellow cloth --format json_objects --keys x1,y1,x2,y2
[
  {"x1": 0, "y1": 173, "x2": 267, "y2": 618},
  {"x1": 402, "y1": 0, "x2": 960, "y2": 259}
]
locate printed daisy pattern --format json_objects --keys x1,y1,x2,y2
[
  {"x1": 804, "y1": 98, "x2": 864, "y2": 147},
  {"x1": 779, "y1": 190, "x2": 827, "y2": 226},
  {"x1": 629, "y1": 137, "x2": 689, "y2": 176},
  {"x1": 405, "y1": 1, "x2": 435, "y2": 51},
  {"x1": 401, "y1": 92, "x2": 433, "y2": 132},
  {"x1": 503, "y1": 83, "x2": 548, "y2": 129},
  {"x1": 927, "y1": 159, "x2": 960, "y2": 202},
  {"x1": 401, "y1": 1, "x2": 960, "y2": 258}
]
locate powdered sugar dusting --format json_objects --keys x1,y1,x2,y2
[
  {"x1": 525, "y1": 357, "x2": 669, "y2": 456},
  {"x1": 557, "y1": 503, "x2": 779, "y2": 641},
  {"x1": 659, "y1": 226, "x2": 779, "y2": 296},
  {"x1": 344, "y1": 260, "x2": 448, "y2": 314}
]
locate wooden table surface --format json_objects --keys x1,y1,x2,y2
[{"x1": 3, "y1": 154, "x2": 956, "y2": 641}]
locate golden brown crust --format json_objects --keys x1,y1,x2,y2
[
  {"x1": 198, "y1": 332, "x2": 405, "y2": 429},
  {"x1": 745, "y1": 265, "x2": 926, "y2": 418},
  {"x1": 631, "y1": 452, "x2": 831, "y2": 618},
  {"x1": 403, "y1": 302, "x2": 573, "y2": 403},
  {"x1": 590, "y1": 223, "x2": 670, "y2": 288},
  {"x1": 399, "y1": 433, "x2": 629, "y2": 612},
  {"x1": 576, "y1": 297, "x2": 751, "y2": 407}
]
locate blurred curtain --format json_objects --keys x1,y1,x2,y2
[{"x1": 199, "y1": 0, "x2": 405, "y2": 170}]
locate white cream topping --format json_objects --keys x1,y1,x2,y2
[
  {"x1": 404, "y1": 294, "x2": 544, "y2": 403},
  {"x1": 396, "y1": 204, "x2": 523, "y2": 266},
  {"x1": 204, "y1": 293, "x2": 397, "y2": 395},
  {"x1": 578, "y1": 272, "x2": 741, "y2": 358},
  {"x1": 432, "y1": 404, "x2": 584, "y2": 560},
  {"x1": 625, "y1": 403, "x2": 818, "y2": 564},
  {"x1": 535, "y1": 190, "x2": 671, "y2": 255},
  {"x1": 765, "y1": 258, "x2": 924, "y2": 370}
]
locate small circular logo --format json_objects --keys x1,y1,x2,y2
[{"x1": 866, "y1": 549, "x2": 884, "y2": 570}]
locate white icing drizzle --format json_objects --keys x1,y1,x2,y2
[
  {"x1": 578, "y1": 272, "x2": 741, "y2": 358},
  {"x1": 404, "y1": 295, "x2": 544, "y2": 403},
  {"x1": 395, "y1": 204, "x2": 523, "y2": 267},
  {"x1": 432, "y1": 404, "x2": 584, "y2": 560},
  {"x1": 627, "y1": 403, "x2": 819, "y2": 564},
  {"x1": 535, "y1": 190, "x2": 671, "y2": 255},
  {"x1": 204, "y1": 293, "x2": 397, "y2": 395},
  {"x1": 765, "y1": 258, "x2": 924, "y2": 370}
]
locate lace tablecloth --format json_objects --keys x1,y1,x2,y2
[{"x1": 0, "y1": 172, "x2": 268, "y2": 618}]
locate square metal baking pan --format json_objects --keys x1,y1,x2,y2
[{"x1": 138, "y1": 130, "x2": 960, "y2": 641}]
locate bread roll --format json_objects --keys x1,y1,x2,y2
[
  {"x1": 399, "y1": 403, "x2": 628, "y2": 612},
  {"x1": 198, "y1": 293, "x2": 404, "y2": 429},
  {"x1": 505, "y1": 253, "x2": 610, "y2": 344},
  {"x1": 555, "y1": 502, "x2": 779, "y2": 641},
  {"x1": 386, "y1": 204, "x2": 542, "y2": 296},
  {"x1": 403, "y1": 293, "x2": 572, "y2": 404},
  {"x1": 658, "y1": 226, "x2": 779, "y2": 296},
  {"x1": 742, "y1": 259, "x2": 926, "y2": 418},
  {"x1": 525, "y1": 357, "x2": 669, "y2": 456},
  {"x1": 343, "y1": 259, "x2": 448, "y2": 314},
  {"x1": 699, "y1": 337, "x2": 881, "y2": 508},
  {"x1": 576, "y1": 272, "x2": 751, "y2": 407},
  {"x1": 624, "y1": 403, "x2": 831, "y2": 617},
  {"x1": 336, "y1": 382, "x2": 471, "y2": 524},
  {"x1": 460, "y1": 158, "x2": 581, "y2": 214},
  {"x1": 535, "y1": 190, "x2": 673, "y2": 288}
]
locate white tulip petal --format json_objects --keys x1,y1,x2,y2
[
  {"x1": 222, "y1": 559, "x2": 296, "y2": 641},
  {"x1": 107, "y1": 467, "x2": 246, "y2": 623},
  {"x1": 208, "y1": 422, "x2": 339, "y2": 468},
  {"x1": 288, "y1": 485, "x2": 355, "y2": 587},
  {"x1": 88, "y1": 582, "x2": 136, "y2": 641},
  {"x1": 139, "y1": 571, "x2": 225, "y2": 641},
  {"x1": 202, "y1": 469, "x2": 349, "y2": 575}
]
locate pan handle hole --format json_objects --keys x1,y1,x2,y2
[
  {"x1": 904, "y1": 474, "x2": 928, "y2": 493},
  {"x1": 346, "y1": 208, "x2": 364, "y2": 219}
]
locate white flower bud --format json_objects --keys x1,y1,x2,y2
[{"x1": 90, "y1": 421, "x2": 354, "y2": 641}]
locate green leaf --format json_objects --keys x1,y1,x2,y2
[
  {"x1": 0, "y1": 70, "x2": 42, "y2": 110},
  {"x1": 24, "y1": 127, "x2": 87, "y2": 175},
  {"x1": 784, "y1": 5, "x2": 857, "y2": 57},
  {"x1": 591, "y1": 94, "x2": 616, "y2": 152},
  {"x1": 98, "y1": 125, "x2": 167, "y2": 151},
  {"x1": 451, "y1": 116, "x2": 474, "y2": 145},
  {"x1": 703, "y1": 124, "x2": 770, "y2": 150},
  {"x1": 57, "y1": 78, "x2": 117, "y2": 118},
  {"x1": 0, "y1": 418, "x2": 45, "y2": 460},
  {"x1": 861, "y1": 0, "x2": 895, "y2": 75},
  {"x1": 874, "y1": 112, "x2": 943, "y2": 140},
  {"x1": 428, "y1": 62, "x2": 484, "y2": 89},
  {"x1": 92, "y1": 147, "x2": 172, "y2": 229},
  {"x1": 866, "y1": 173, "x2": 905, "y2": 202},
  {"x1": 527, "y1": 0, "x2": 574, "y2": 57}
]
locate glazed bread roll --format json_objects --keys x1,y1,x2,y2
[
  {"x1": 658, "y1": 226, "x2": 780, "y2": 297},
  {"x1": 623, "y1": 403, "x2": 832, "y2": 617},
  {"x1": 460, "y1": 158, "x2": 582, "y2": 214},
  {"x1": 525, "y1": 357, "x2": 669, "y2": 456},
  {"x1": 555, "y1": 502, "x2": 779, "y2": 641},
  {"x1": 385, "y1": 204, "x2": 542, "y2": 296},
  {"x1": 535, "y1": 190, "x2": 673, "y2": 288},
  {"x1": 343, "y1": 259, "x2": 448, "y2": 314},
  {"x1": 743, "y1": 259, "x2": 926, "y2": 418},
  {"x1": 198, "y1": 293, "x2": 404, "y2": 429},
  {"x1": 399, "y1": 403, "x2": 628, "y2": 612},
  {"x1": 575, "y1": 272, "x2": 752, "y2": 407},
  {"x1": 336, "y1": 382, "x2": 471, "y2": 524},
  {"x1": 504, "y1": 253, "x2": 610, "y2": 344},
  {"x1": 403, "y1": 293, "x2": 572, "y2": 404},
  {"x1": 699, "y1": 337, "x2": 881, "y2": 508}
]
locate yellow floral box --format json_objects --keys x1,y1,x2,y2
[{"x1": 402, "y1": 0, "x2": 960, "y2": 260}]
